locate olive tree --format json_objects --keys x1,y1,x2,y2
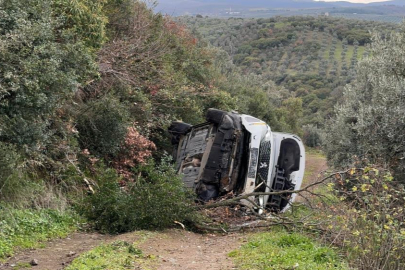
[{"x1": 324, "y1": 28, "x2": 405, "y2": 178}]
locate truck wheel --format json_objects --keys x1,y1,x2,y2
[
  {"x1": 168, "y1": 121, "x2": 192, "y2": 135},
  {"x1": 168, "y1": 121, "x2": 192, "y2": 146},
  {"x1": 206, "y1": 108, "x2": 227, "y2": 124}
]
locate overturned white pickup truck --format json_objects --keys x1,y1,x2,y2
[{"x1": 169, "y1": 109, "x2": 305, "y2": 213}]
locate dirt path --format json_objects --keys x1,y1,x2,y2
[
  {"x1": 297, "y1": 152, "x2": 328, "y2": 202},
  {"x1": 303, "y1": 152, "x2": 328, "y2": 185},
  {"x1": 141, "y1": 230, "x2": 241, "y2": 270},
  {"x1": 0, "y1": 232, "x2": 112, "y2": 270},
  {"x1": 0, "y1": 230, "x2": 241, "y2": 270}
]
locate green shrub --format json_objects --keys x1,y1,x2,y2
[
  {"x1": 0, "y1": 0, "x2": 103, "y2": 151},
  {"x1": 0, "y1": 142, "x2": 69, "y2": 209},
  {"x1": 78, "y1": 157, "x2": 195, "y2": 233},
  {"x1": 324, "y1": 29, "x2": 405, "y2": 177},
  {"x1": 0, "y1": 142, "x2": 21, "y2": 200},
  {"x1": 76, "y1": 97, "x2": 130, "y2": 158},
  {"x1": 0, "y1": 142, "x2": 69, "y2": 208},
  {"x1": 302, "y1": 124, "x2": 322, "y2": 147}
]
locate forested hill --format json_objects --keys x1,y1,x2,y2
[{"x1": 180, "y1": 16, "x2": 396, "y2": 126}]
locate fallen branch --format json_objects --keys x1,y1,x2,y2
[
  {"x1": 197, "y1": 170, "x2": 349, "y2": 210},
  {"x1": 66, "y1": 154, "x2": 96, "y2": 194}
]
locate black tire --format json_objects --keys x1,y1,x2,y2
[
  {"x1": 206, "y1": 108, "x2": 227, "y2": 125},
  {"x1": 168, "y1": 121, "x2": 192, "y2": 146},
  {"x1": 168, "y1": 121, "x2": 192, "y2": 135}
]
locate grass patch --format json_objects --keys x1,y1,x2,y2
[
  {"x1": 357, "y1": 46, "x2": 365, "y2": 59},
  {"x1": 346, "y1": 45, "x2": 354, "y2": 62},
  {"x1": 274, "y1": 22, "x2": 288, "y2": 29},
  {"x1": 334, "y1": 41, "x2": 343, "y2": 61},
  {"x1": 13, "y1": 262, "x2": 32, "y2": 269},
  {"x1": 229, "y1": 229, "x2": 349, "y2": 270},
  {"x1": 0, "y1": 205, "x2": 78, "y2": 260},
  {"x1": 66, "y1": 233, "x2": 157, "y2": 270},
  {"x1": 305, "y1": 147, "x2": 324, "y2": 157}
]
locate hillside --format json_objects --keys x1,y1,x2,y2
[
  {"x1": 156, "y1": 0, "x2": 405, "y2": 23},
  {"x1": 180, "y1": 16, "x2": 397, "y2": 126}
]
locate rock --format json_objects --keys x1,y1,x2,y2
[
  {"x1": 30, "y1": 259, "x2": 39, "y2": 266},
  {"x1": 67, "y1": 251, "x2": 76, "y2": 257}
]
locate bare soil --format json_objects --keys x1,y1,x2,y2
[
  {"x1": 0, "y1": 230, "x2": 241, "y2": 270},
  {"x1": 141, "y1": 230, "x2": 241, "y2": 270},
  {"x1": 296, "y1": 152, "x2": 328, "y2": 202},
  {"x1": 0, "y1": 232, "x2": 112, "y2": 270}
]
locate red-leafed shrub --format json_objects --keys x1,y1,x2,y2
[{"x1": 114, "y1": 125, "x2": 156, "y2": 180}]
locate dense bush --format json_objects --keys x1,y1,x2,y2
[
  {"x1": 0, "y1": 142, "x2": 69, "y2": 209},
  {"x1": 302, "y1": 124, "x2": 322, "y2": 147},
  {"x1": 79, "y1": 158, "x2": 195, "y2": 233},
  {"x1": 322, "y1": 167, "x2": 405, "y2": 270},
  {"x1": 0, "y1": 142, "x2": 20, "y2": 191},
  {"x1": 0, "y1": 0, "x2": 103, "y2": 152},
  {"x1": 76, "y1": 97, "x2": 130, "y2": 158}
]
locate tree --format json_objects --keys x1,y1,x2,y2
[
  {"x1": 0, "y1": 0, "x2": 105, "y2": 154},
  {"x1": 324, "y1": 28, "x2": 405, "y2": 178}
]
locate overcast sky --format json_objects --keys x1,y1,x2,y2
[{"x1": 316, "y1": 0, "x2": 391, "y2": 3}]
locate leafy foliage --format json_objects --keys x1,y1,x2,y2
[
  {"x1": 324, "y1": 27, "x2": 405, "y2": 177},
  {"x1": 0, "y1": 142, "x2": 20, "y2": 192},
  {"x1": 78, "y1": 158, "x2": 195, "y2": 234},
  {"x1": 0, "y1": 0, "x2": 102, "y2": 152},
  {"x1": 302, "y1": 124, "x2": 323, "y2": 147},
  {"x1": 113, "y1": 125, "x2": 156, "y2": 179},
  {"x1": 76, "y1": 97, "x2": 130, "y2": 158},
  {"x1": 320, "y1": 167, "x2": 405, "y2": 270}
]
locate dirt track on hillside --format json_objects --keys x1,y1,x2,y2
[{"x1": 296, "y1": 153, "x2": 328, "y2": 202}]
